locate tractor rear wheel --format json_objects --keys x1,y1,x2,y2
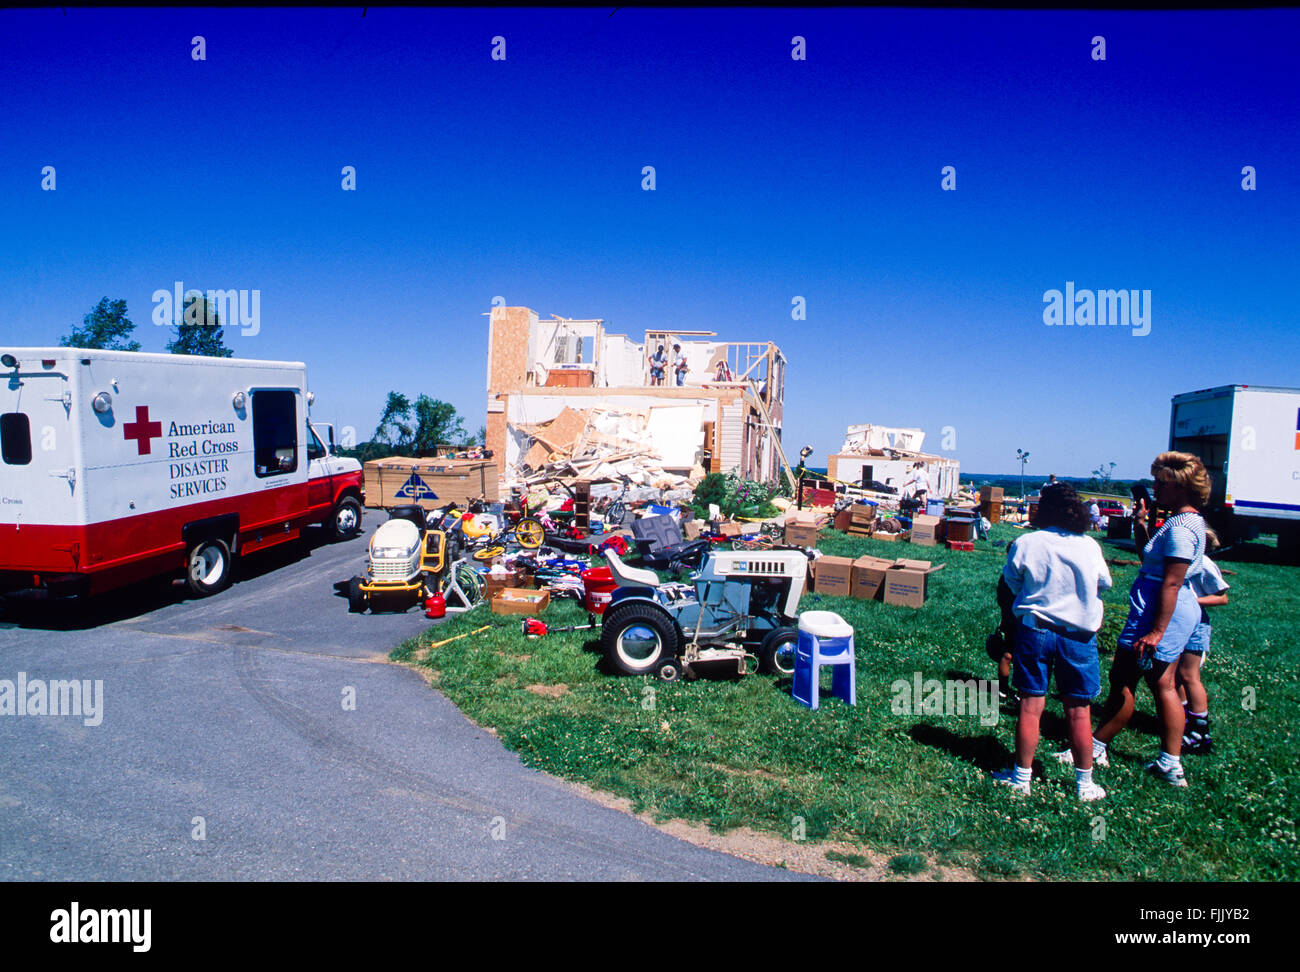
[{"x1": 601, "y1": 602, "x2": 679, "y2": 676}]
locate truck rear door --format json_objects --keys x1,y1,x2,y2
[{"x1": 0, "y1": 357, "x2": 82, "y2": 572}]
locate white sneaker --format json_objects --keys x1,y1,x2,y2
[
  {"x1": 1145, "y1": 760, "x2": 1188, "y2": 787},
  {"x1": 1077, "y1": 781, "x2": 1107, "y2": 802},
  {"x1": 991, "y1": 768, "x2": 1030, "y2": 795},
  {"x1": 1055, "y1": 747, "x2": 1109, "y2": 768}
]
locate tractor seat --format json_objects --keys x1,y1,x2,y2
[{"x1": 603, "y1": 550, "x2": 661, "y2": 590}]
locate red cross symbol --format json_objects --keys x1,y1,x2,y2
[{"x1": 123, "y1": 405, "x2": 163, "y2": 455}]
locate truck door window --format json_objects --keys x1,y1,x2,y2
[
  {"x1": 307, "y1": 423, "x2": 326, "y2": 461},
  {"x1": 1, "y1": 413, "x2": 32, "y2": 465},
  {"x1": 252, "y1": 391, "x2": 298, "y2": 477}
]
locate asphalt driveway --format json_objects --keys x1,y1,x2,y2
[{"x1": 0, "y1": 518, "x2": 798, "y2": 881}]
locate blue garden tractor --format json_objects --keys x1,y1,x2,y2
[{"x1": 599, "y1": 548, "x2": 811, "y2": 681}]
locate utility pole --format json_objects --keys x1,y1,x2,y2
[{"x1": 1016, "y1": 449, "x2": 1030, "y2": 501}]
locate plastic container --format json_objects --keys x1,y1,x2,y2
[
  {"x1": 580, "y1": 566, "x2": 618, "y2": 615},
  {"x1": 926, "y1": 498, "x2": 946, "y2": 517}
]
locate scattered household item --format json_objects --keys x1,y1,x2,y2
[
  {"x1": 792, "y1": 611, "x2": 857, "y2": 710},
  {"x1": 490, "y1": 588, "x2": 551, "y2": 615},
  {"x1": 521, "y1": 614, "x2": 599, "y2": 637}
]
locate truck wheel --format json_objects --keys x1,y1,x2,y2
[
  {"x1": 329, "y1": 497, "x2": 363, "y2": 541},
  {"x1": 347, "y1": 576, "x2": 367, "y2": 613},
  {"x1": 186, "y1": 539, "x2": 232, "y2": 596},
  {"x1": 758, "y1": 627, "x2": 800, "y2": 676},
  {"x1": 601, "y1": 602, "x2": 679, "y2": 676}
]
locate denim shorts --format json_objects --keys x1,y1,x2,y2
[
  {"x1": 1183, "y1": 620, "x2": 1211, "y2": 656},
  {"x1": 1116, "y1": 573, "x2": 1200, "y2": 663},
  {"x1": 1011, "y1": 619, "x2": 1101, "y2": 701}
]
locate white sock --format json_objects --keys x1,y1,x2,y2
[
  {"x1": 1012, "y1": 764, "x2": 1032, "y2": 785},
  {"x1": 1092, "y1": 738, "x2": 1107, "y2": 757},
  {"x1": 1075, "y1": 767, "x2": 1093, "y2": 787},
  {"x1": 1157, "y1": 750, "x2": 1181, "y2": 770}
]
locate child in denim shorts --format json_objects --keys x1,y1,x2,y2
[{"x1": 992, "y1": 483, "x2": 1112, "y2": 801}]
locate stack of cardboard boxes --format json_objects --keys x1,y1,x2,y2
[
  {"x1": 783, "y1": 509, "x2": 827, "y2": 547},
  {"x1": 979, "y1": 486, "x2": 1004, "y2": 524},
  {"x1": 811, "y1": 554, "x2": 945, "y2": 608}
]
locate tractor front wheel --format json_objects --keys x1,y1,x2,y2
[
  {"x1": 601, "y1": 602, "x2": 679, "y2": 676},
  {"x1": 758, "y1": 627, "x2": 800, "y2": 676}
]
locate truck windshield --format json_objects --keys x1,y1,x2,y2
[{"x1": 307, "y1": 424, "x2": 327, "y2": 460}]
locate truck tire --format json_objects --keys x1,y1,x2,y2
[
  {"x1": 601, "y1": 601, "x2": 679, "y2": 676},
  {"x1": 329, "y1": 496, "x2": 363, "y2": 541},
  {"x1": 758, "y1": 627, "x2": 800, "y2": 676},
  {"x1": 186, "y1": 538, "x2": 232, "y2": 596}
]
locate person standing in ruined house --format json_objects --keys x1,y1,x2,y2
[
  {"x1": 673, "y1": 344, "x2": 688, "y2": 386},
  {"x1": 649, "y1": 344, "x2": 667, "y2": 386}
]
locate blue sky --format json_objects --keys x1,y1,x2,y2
[{"x1": 3, "y1": 7, "x2": 1297, "y2": 479}]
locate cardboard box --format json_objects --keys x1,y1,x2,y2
[
  {"x1": 979, "y1": 486, "x2": 1005, "y2": 502},
  {"x1": 850, "y1": 503, "x2": 877, "y2": 524},
  {"x1": 363, "y1": 457, "x2": 499, "y2": 509},
  {"x1": 718, "y1": 522, "x2": 744, "y2": 538},
  {"x1": 484, "y1": 570, "x2": 531, "y2": 601},
  {"x1": 784, "y1": 512, "x2": 822, "y2": 547},
  {"x1": 812, "y1": 556, "x2": 854, "y2": 597},
  {"x1": 490, "y1": 589, "x2": 550, "y2": 615},
  {"x1": 834, "y1": 509, "x2": 855, "y2": 532},
  {"x1": 683, "y1": 519, "x2": 703, "y2": 540},
  {"x1": 872, "y1": 529, "x2": 907, "y2": 543},
  {"x1": 980, "y1": 500, "x2": 1002, "y2": 524},
  {"x1": 883, "y1": 559, "x2": 946, "y2": 608},
  {"x1": 910, "y1": 514, "x2": 944, "y2": 547},
  {"x1": 850, "y1": 555, "x2": 894, "y2": 600}
]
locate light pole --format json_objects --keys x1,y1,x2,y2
[{"x1": 1016, "y1": 449, "x2": 1030, "y2": 501}]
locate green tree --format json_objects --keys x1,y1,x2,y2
[
  {"x1": 61, "y1": 297, "x2": 141, "y2": 351},
  {"x1": 372, "y1": 392, "x2": 413, "y2": 451},
  {"x1": 166, "y1": 293, "x2": 234, "y2": 357},
  {"x1": 412, "y1": 395, "x2": 464, "y2": 456}
]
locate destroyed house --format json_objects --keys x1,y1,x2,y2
[
  {"x1": 826, "y1": 424, "x2": 960, "y2": 499},
  {"x1": 485, "y1": 307, "x2": 788, "y2": 487}
]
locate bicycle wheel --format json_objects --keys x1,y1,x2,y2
[
  {"x1": 514, "y1": 517, "x2": 545, "y2": 549},
  {"x1": 473, "y1": 544, "x2": 506, "y2": 562},
  {"x1": 606, "y1": 501, "x2": 626, "y2": 525}
]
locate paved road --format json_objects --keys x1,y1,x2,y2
[{"x1": 0, "y1": 518, "x2": 797, "y2": 881}]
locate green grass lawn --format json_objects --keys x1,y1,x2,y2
[{"x1": 391, "y1": 524, "x2": 1299, "y2": 881}]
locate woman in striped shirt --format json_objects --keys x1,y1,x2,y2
[{"x1": 1060, "y1": 452, "x2": 1211, "y2": 787}]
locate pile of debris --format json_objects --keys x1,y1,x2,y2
[{"x1": 510, "y1": 405, "x2": 707, "y2": 492}]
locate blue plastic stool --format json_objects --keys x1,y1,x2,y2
[{"x1": 792, "y1": 611, "x2": 856, "y2": 709}]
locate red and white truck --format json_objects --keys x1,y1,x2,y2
[{"x1": 0, "y1": 348, "x2": 365, "y2": 600}]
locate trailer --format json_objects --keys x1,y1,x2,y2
[
  {"x1": 0, "y1": 348, "x2": 365, "y2": 601},
  {"x1": 1169, "y1": 384, "x2": 1300, "y2": 557}
]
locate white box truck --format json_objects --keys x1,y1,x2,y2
[
  {"x1": 0, "y1": 348, "x2": 365, "y2": 601},
  {"x1": 1169, "y1": 384, "x2": 1300, "y2": 556}
]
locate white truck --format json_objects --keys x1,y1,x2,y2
[
  {"x1": 1169, "y1": 384, "x2": 1300, "y2": 557},
  {"x1": 0, "y1": 347, "x2": 365, "y2": 602}
]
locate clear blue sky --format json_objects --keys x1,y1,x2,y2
[{"x1": 3, "y1": 8, "x2": 1297, "y2": 479}]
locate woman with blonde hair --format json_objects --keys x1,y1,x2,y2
[{"x1": 1058, "y1": 452, "x2": 1210, "y2": 786}]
